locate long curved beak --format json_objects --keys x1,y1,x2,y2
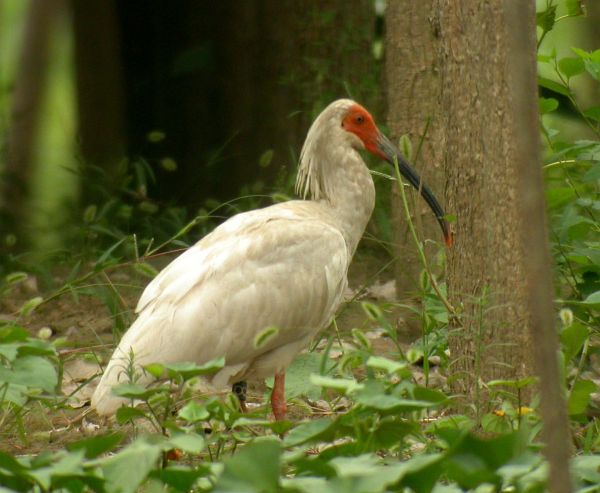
[{"x1": 377, "y1": 133, "x2": 453, "y2": 247}]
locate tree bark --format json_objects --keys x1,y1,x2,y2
[
  {"x1": 433, "y1": 2, "x2": 534, "y2": 412},
  {"x1": 506, "y1": 4, "x2": 572, "y2": 492},
  {"x1": 384, "y1": 1, "x2": 447, "y2": 300},
  {"x1": 1, "y1": 0, "x2": 64, "y2": 247}
]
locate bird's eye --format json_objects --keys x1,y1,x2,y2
[{"x1": 356, "y1": 115, "x2": 365, "y2": 124}]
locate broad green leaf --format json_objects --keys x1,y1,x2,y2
[
  {"x1": 116, "y1": 406, "x2": 148, "y2": 424},
  {"x1": 538, "y1": 76, "x2": 570, "y2": 97},
  {"x1": 0, "y1": 325, "x2": 28, "y2": 343},
  {"x1": 565, "y1": 0, "x2": 584, "y2": 16},
  {"x1": 560, "y1": 322, "x2": 589, "y2": 362},
  {"x1": 163, "y1": 357, "x2": 224, "y2": 380},
  {"x1": 178, "y1": 400, "x2": 210, "y2": 422},
  {"x1": 309, "y1": 374, "x2": 363, "y2": 394},
  {"x1": 153, "y1": 465, "x2": 208, "y2": 491},
  {"x1": 274, "y1": 352, "x2": 334, "y2": 400},
  {"x1": 67, "y1": 433, "x2": 123, "y2": 459},
  {"x1": 568, "y1": 379, "x2": 597, "y2": 415},
  {"x1": 97, "y1": 439, "x2": 162, "y2": 493},
  {"x1": 213, "y1": 439, "x2": 281, "y2": 493},
  {"x1": 168, "y1": 433, "x2": 205, "y2": 454},
  {"x1": 111, "y1": 383, "x2": 160, "y2": 401},
  {"x1": 283, "y1": 417, "x2": 335, "y2": 447},
  {"x1": 0, "y1": 355, "x2": 58, "y2": 393},
  {"x1": 366, "y1": 355, "x2": 407, "y2": 374},
  {"x1": 583, "y1": 106, "x2": 600, "y2": 122},
  {"x1": 539, "y1": 97, "x2": 558, "y2": 114},
  {"x1": 581, "y1": 290, "x2": 600, "y2": 307},
  {"x1": 571, "y1": 455, "x2": 600, "y2": 484},
  {"x1": 536, "y1": 6, "x2": 556, "y2": 32},
  {"x1": 558, "y1": 57, "x2": 585, "y2": 78},
  {"x1": 583, "y1": 163, "x2": 600, "y2": 182}
]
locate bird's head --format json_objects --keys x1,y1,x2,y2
[{"x1": 340, "y1": 102, "x2": 453, "y2": 247}]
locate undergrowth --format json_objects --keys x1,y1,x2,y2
[{"x1": 1, "y1": 1, "x2": 600, "y2": 492}]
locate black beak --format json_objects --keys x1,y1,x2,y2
[{"x1": 377, "y1": 133, "x2": 453, "y2": 246}]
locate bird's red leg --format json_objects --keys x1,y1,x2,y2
[{"x1": 271, "y1": 372, "x2": 287, "y2": 420}]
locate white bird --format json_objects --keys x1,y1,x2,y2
[{"x1": 91, "y1": 99, "x2": 452, "y2": 419}]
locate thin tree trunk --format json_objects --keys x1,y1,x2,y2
[
  {"x1": 2, "y1": 0, "x2": 64, "y2": 246},
  {"x1": 385, "y1": 1, "x2": 447, "y2": 302},
  {"x1": 506, "y1": 4, "x2": 572, "y2": 492},
  {"x1": 434, "y1": 2, "x2": 534, "y2": 412}
]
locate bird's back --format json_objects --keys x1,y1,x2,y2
[{"x1": 92, "y1": 200, "x2": 351, "y2": 415}]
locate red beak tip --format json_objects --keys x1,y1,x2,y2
[{"x1": 444, "y1": 232, "x2": 454, "y2": 248}]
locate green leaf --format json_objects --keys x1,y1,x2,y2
[
  {"x1": 97, "y1": 439, "x2": 162, "y2": 493},
  {"x1": 275, "y1": 352, "x2": 334, "y2": 400},
  {"x1": 536, "y1": 6, "x2": 556, "y2": 32},
  {"x1": 366, "y1": 355, "x2": 407, "y2": 374},
  {"x1": 163, "y1": 357, "x2": 224, "y2": 380},
  {"x1": 583, "y1": 106, "x2": 600, "y2": 122},
  {"x1": 254, "y1": 326, "x2": 279, "y2": 349},
  {"x1": 560, "y1": 322, "x2": 589, "y2": 362},
  {"x1": 0, "y1": 355, "x2": 58, "y2": 393},
  {"x1": 67, "y1": 433, "x2": 123, "y2": 459},
  {"x1": 539, "y1": 97, "x2": 558, "y2": 114},
  {"x1": 583, "y1": 163, "x2": 600, "y2": 182},
  {"x1": 309, "y1": 374, "x2": 364, "y2": 394},
  {"x1": 581, "y1": 290, "x2": 600, "y2": 307},
  {"x1": 167, "y1": 433, "x2": 205, "y2": 454},
  {"x1": 283, "y1": 418, "x2": 335, "y2": 447},
  {"x1": 116, "y1": 406, "x2": 148, "y2": 424},
  {"x1": 538, "y1": 76, "x2": 570, "y2": 97},
  {"x1": 213, "y1": 439, "x2": 281, "y2": 493},
  {"x1": 558, "y1": 57, "x2": 585, "y2": 78},
  {"x1": 178, "y1": 400, "x2": 210, "y2": 422},
  {"x1": 111, "y1": 383, "x2": 160, "y2": 401},
  {"x1": 487, "y1": 376, "x2": 537, "y2": 390},
  {"x1": 568, "y1": 379, "x2": 597, "y2": 415},
  {"x1": 565, "y1": 0, "x2": 584, "y2": 16},
  {"x1": 259, "y1": 149, "x2": 274, "y2": 168}
]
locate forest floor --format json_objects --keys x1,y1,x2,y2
[{"x1": 0, "y1": 249, "x2": 439, "y2": 456}]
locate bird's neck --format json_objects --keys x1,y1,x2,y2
[{"x1": 313, "y1": 150, "x2": 376, "y2": 255}]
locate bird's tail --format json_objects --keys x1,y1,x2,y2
[{"x1": 91, "y1": 344, "x2": 141, "y2": 415}]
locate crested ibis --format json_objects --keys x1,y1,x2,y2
[{"x1": 91, "y1": 99, "x2": 452, "y2": 419}]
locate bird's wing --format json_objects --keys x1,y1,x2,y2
[{"x1": 92, "y1": 204, "x2": 349, "y2": 414}]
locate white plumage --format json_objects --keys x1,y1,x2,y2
[{"x1": 92, "y1": 99, "x2": 450, "y2": 417}]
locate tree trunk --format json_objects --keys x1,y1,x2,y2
[
  {"x1": 70, "y1": 0, "x2": 126, "y2": 202},
  {"x1": 1, "y1": 0, "x2": 64, "y2": 248},
  {"x1": 507, "y1": 4, "x2": 572, "y2": 492},
  {"x1": 434, "y1": 3, "x2": 535, "y2": 412},
  {"x1": 384, "y1": 1, "x2": 447, "y2": 302}
]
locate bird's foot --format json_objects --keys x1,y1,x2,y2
[{"x1": 232, "y1": 381, "x2": 248, "y2": 413}]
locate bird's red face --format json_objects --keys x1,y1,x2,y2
[
  {"x1": 342, "y1": 103, "x2": 453, "y2": 247},
  {"x1": 341, "y1": 104, "x2": 383, "y2": 158}
]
